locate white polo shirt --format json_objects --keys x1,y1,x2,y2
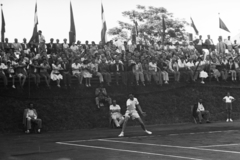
[
  {"x1": 110, "y1": 104, "x2": 121, "y2": 112},
  {"x1": 223, "y1": 96, "x2": 234, "y2": 103},
  {"x1": 126, "y1": 98, "x2": 139, "y2": 111}
]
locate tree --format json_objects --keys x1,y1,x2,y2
[{"x1": 108, "y1": 5, "x2": 189, "y2": 44}]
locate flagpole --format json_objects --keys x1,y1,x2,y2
[
  {"x1": 218, "y1": 13, "x2": 221, "y2": 38},
  {"x1": 1, "y1": 4, "x2": 4, "y2": 50}
]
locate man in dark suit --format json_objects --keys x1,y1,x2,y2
[
  {"x1": 56, "y1": 39, "x2": 62, "y2": 53},
  {"x1": 136, "y1": 41, "x2": 145, "y2": 52},
  {"x1": 47, "y1": 38, "x2": 56, "y2": 54},
  {"x1": 204, "y1": 35, "x2": 215, "y2": 50},
  {"x1": 21, "y1": 38, "x2": 29, "y2": 54},
  {"x1": 4, "y1": 38, "x2": 12, "y2": 53}
]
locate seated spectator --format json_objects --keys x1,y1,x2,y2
[
  {"x1": 81, "y1": 60, "x2": 92, "y2": 87},
  {"x1": 209, "y1": 58, "x2": 221, "y2": 82},
  {"x1": 23, "y1": 103, "x2": 42, "y2": 133},
  {"x1": 89, "y1": 59, "x2": 104, "y2": 84},
  {"x1": 29, "y1": 59, "x2": 40, "y2": 87},
  {"x1": 71, "y1": 58, "x2": 83, "y2": 85},
  {"x1": 109, "y1": 100, "x2": 124, "y2": 127},
  {"x1": 15, "y1": 58, "x2": 27, "y2": 88},
  {"x1": 234, "y1": 58, "x2": 240, "y2": 81},
  {"x1": 0, "y1": 59, "x2": 8, "y2": 88},
  {"x1": 196, "y1": 99, "x2": 210, "y2": 123},
  {"x1": 99, "y1": 58, "x2": 111, "y2": 86},
  {"x1": 50, "y1": 60, "x2": 63, "y2": 87},
  {"x1": 95, "y1": 83, "x2": 112, "y2": 108},
  {"x1": 6, "y1": 60, "x2": 17, "y2": 88},
  {"x1": 40, "y1": 59, "x2": 51, "y2": 88},
  {"x1": 148, "y1": 58, "x2": 158, "y2": 85},
  {"x1": 133, "y1": 59, "x2": 145, "y2": 86},
  {"x1": 61, "y1": 57, "x2": 72, "y2": 89},
  {"x1": 221, "y1": 56, "x2": 228, "y2": 81},
  {"x1": 170, "y1": 59, "x2": 180, "y2": 82},
  {"x1": 227, "y1": 58, "x2": 236, "y2": 81},
  {"x1": 112, "y1": 58, "x2": 124, "y2": 85}
]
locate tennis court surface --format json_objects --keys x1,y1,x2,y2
[{"x1": 2, "y1": 122, "x2": 240, "y2": 160}]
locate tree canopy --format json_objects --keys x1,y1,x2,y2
[{"x1": 108, "y1": 5, "x2": 189, "y2": 44}]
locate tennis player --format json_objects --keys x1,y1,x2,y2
[{"x1": 118, "y1": 94, "x2": 152, "y2": 137}]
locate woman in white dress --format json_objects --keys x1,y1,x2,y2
[
  {"x1": 51, "y1": 60, "x2": 63, "y2": 87},
  {"x1": 81, "y1": 60, "x2": 92, "y2": 87}
]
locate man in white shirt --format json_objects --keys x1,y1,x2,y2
[
  {"x1": 109, "y1": 100, "x2": 124, "y2": 127},
  {"x1": 223, "y1": 92, "x2": 235, "y2": 122},
  {"x1": 119, "y1": 94, "x2": 152, "y2": 137},
  {"x1": 225, "y1": 36, "x2": 233, "y2": 51},
  {"x1": 38, "y1": 30, "x2": 45, "y2": 43},
  {"x1": 197, "y1": 99, "x2": 210, "y2": 123},
  {"x1": 23, "y1": 103, "x2": 42, "y2": 133}
]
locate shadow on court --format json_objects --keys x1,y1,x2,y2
[{"x1": 1, "y1": 121, "x2": 240, "y2": 160}]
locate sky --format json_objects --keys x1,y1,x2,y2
[{"x1": 0, "y1": 0, "x2": 240, "y2": 44}]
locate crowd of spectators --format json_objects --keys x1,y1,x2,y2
[{"x1": 0, "y1": 30, "x2": 240, "y2": 89}]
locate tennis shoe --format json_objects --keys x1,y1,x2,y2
[
  {"x1": 118, "y1": 132, "x2": 124, "y2": 137},
  {"x1": 145, "y1": 130, "x2": 152, "y2": 135},
  {"x1": 230, "y1": 119, "x2": 233, "y2": 122},
  {"x1": 226, "y1": 119, "x2": 229, "y2": 122}
]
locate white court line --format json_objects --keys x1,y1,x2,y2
[
  {"x1": 56, "y1": 142, "x2": 203, "y2": 160},
  {"x1": 196, "y1": 143, "x2": 240, "y2": 148},
  {"x1": 57, "y1": 129, "x2": 239, "y2": 143},
  {"x1": 99, "y1": 139, "x2": 240, "y2": 154}
]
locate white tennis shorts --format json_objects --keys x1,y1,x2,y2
[{"x1": 125, "y1": 110, "x2": 140, "y2": 120}]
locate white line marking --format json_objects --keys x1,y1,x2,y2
[
  {"x1": 55, "y1": 130, "x2": 239, "y2": 143},
  {"x1": 56, "y1": 142, "x2": 203, "y2": 160},
  {"x1": 99, "y1": 139, "x2": 240, "y2": 154},
  {"x1": 196, "y1": 143, "x2": 240, "y2": 148}
]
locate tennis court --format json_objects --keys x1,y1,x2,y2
[{"x1": 2, "y1": 122, "x2": 240, "y2": 160}]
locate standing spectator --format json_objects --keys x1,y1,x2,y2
[
  {"x1": 12, "y1": 38, "x2": 23, "y2": 52},
  {"x1": 234, "y1": 58, "x2": 240, "y2": 81},
  {"x1": 38, "y1": 30, "x2": 45, "y2": 43},
  {"x1": 51, "y1": 60, "x2": 63, "y2": 87},
  {"x1": 81, "y1": 60, "x2": 92, "y2": 87},
  {"x1": 223, "y1": 92, "x2": 235, "y2": 122},
  {"x1": 118, "y1": 94, "x2": 152, "y2": 137},
  {"x1": 4, "y1": 38, "x2": 12, "y2": 53},
  {"x1": 71, "y1": 59, "x2": 83, "y2": 85},
  {"x1": 47, "y1": 38, "x2": 56, "y2": 55},
  {"x1": 29, "y1": 60, "x2": 40, "y2": 87},
  {"x1": 21, "y1": 38, "x2": 30, "y2": 54},
  {"x1": 216, "y1": 36, "x2": 226, "y2": 55},
  {"x1": 109, "y1": 100, "x2": 124, "y2": 128},
  {"x1": 204, "y1": 35, "x2": 214, "y2": 50},
  {"x1": 0, "y1": 59, "x2": 8, "y2": 88},
  {"x1": 133, "y1": 59, "x2": 145, "y2": 86},
  {"x1": 61, "y1": 57, "x2": 72, "y2": 88},
  {"x1": 23, "y1": 103, "x2": 42, "y2": 133},
  {"x1": 225, "y1": 36, "x2": 233, "y2": 51},
  {"x1": 63, "y1": 38, "x2": 69, "y2": 50},
  {"x1": 56, "y1": 39, "x2": 62, "y2": 53},
  {"x1": 99, "y1": 58, "x2": 111, "y2": 86},
  {"x1": 40, "y1": 59, "x2": 51, "y2": 88}
]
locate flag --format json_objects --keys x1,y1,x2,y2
[
  {"x1": 162, "y1": 15, "x2": 166, "y2": 42},
  {"x1": 101, "y1": 3, "x2": 107, "y2": 44},
  {"x1": 69, "y1": 2, "x2": 76, "y2": 44},
  {"x1": 29, "y1": 3, "x2": 38, "y2": 43},
  {"x1": 190, "y1": 17, "x2": 198, "y2": 35},
  {"x1": 1, "y1": 6, "x2": 5, "y2": 48},
  {"x1": 219, "y1": 18, "x2": 230, "y2": 32}
]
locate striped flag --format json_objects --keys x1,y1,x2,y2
[
  {"x1": 190, "y1": 17, "x2": 198, "y2": 35},
  {"x1": 101, "y1": 3, "x2": 107, "y2": 44},
  {"x1": 1, "y1": 6, "x2": 5, "y2": 49},
  {"x1": 219, "y1": 18, "x2": 230, "y2": 32},
  {"x1": 29, "y1": 2, "x2": 38, "y2": 43},
  {"x1": 69, "y1": 2, "x2": 76, "y2": 44}
]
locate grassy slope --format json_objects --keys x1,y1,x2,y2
[{"x1": 1, "y1": 82, "x2": 240, "y2": 133}]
